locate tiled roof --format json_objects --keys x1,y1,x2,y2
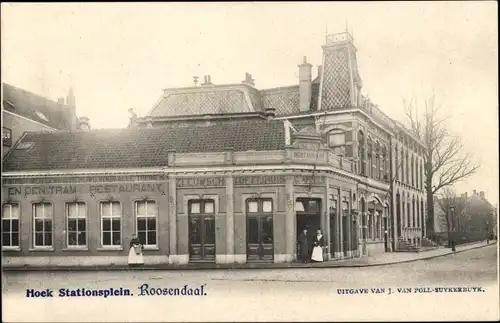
[
  {"x1": 2, "y1": 119, "x2": 286, "y2": 171},
  {"x1": 2, "y1": 83, "x2": 73, "y2": 130},
  {"x1": 149, "y1": 85, "x2": 258, "y2": 117},
  {"x1": 260, "y1": 84, "x2": 320, "y2": 117}
]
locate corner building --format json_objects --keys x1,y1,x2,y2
[{"x1": 1, "y1": 31, "x2": 427, "y2": 268}]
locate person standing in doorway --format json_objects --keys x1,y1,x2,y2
[
  {"x1": 311, "y1": 229, "x2": 325, "y2": 262},
  {"x1": 128, "y1": 234, "x2": 144, "y2": 267},
  {"x1": 298, "y1": 227, "x2": 309, "y2": 263}
]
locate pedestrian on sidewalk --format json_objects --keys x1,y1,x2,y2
[
  {"x1": 128, "y1": 234, "x2": 144, "y2": 267},
  {"x1": 311, "y1": 229, "x2": 325, "y2": 262},
  {"x1": 298, "y1": 227, "x2": 309, "y2": 263}
]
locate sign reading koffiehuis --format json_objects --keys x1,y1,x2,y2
[{"x1": 234, "y1": 175, "x2": 285, "y2": 186}]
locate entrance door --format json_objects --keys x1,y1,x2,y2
[
  {"x1": 188, "y1": 200, "x2": 216, "y2": 262},
  {"x1": 246, "y1": 199, "x2": 274, "y2": 262},
  {"x1": 296, "y1": 198, "x2": 322, "y2": 256}
]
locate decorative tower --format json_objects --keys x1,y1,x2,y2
[{"x1": 318, "y1": 31, "x2": 363, "y2": 111}]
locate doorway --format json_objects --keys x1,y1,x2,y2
[
  {"x1": 296, "y1": 198, "x2": 322, "y2": 256},
  {"x1": 188, "y1": 200, "x2": 216, "y2": 262},
  {"x1": 246, "y1": 199, "x2": 274, "y2": 262}
]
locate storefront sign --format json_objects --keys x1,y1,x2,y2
[
  {"x1": 294, "y1": 175, "x2": 325, "y2": 185},
  {"x1": 293, "y1": 150, "x2": 326, "y2": 161},
  {"x1": 176, "y1": 177, "x2": 225, "y2": 188},
  {"x1": 7, "y1": 185, "x2": 77, "y2": 196},
  {"x1": 3, "y1": 175, "x2": 166, "y2": 185},
  {"x1": 89, "y1": 183, "x2": 164, "y2": 194},
  {"x1": 234, "y1": 175, "x2": 285, "y2": 186}
]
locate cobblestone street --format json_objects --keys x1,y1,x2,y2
[{"x1": 3, "y1": 245, "x2": 498, "y2": 322}]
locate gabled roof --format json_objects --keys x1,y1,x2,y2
[
  {"x1": 2, "y1": 83, "x2": 73, "y2": 130},
  {"x1": 2, "y1": 119, "x2": 286, "y2": 171}
]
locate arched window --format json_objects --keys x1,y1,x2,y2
[
  {"x1": 367, "y1": 139, "x2": 373, "y2": 178},
  {"x1": 411, "y1": 156, "x2": 414, "y2": 187},
  {"x1": 412, "y1": 197, "x2": 416, "y2": 228},
  {"x1": 401, "y1": 149, "x2": 405, "y2": 183},
  {"x1": 358, "y1": 130, "x2": 365, "y2": 176},
  {"x1": 396, "y1": 193, "x2": 401, "y2": 237},
  {"x1": 420, "y1": 161, "x2": 424, "y2": 189},
  {"x1": 405, "y1": 150, "x2": 409, "y2": 184},
  {"x1": 375, "y1": 141, "x2": 380, "y2": 180},
  {"x1": 395, "y1": 144, "x2": 399, "y2": 181},
  {"x1": 382, "y1": 146, "x2": 387, "y2": 181},
  {"x1": 328, "y1": 129, "x2": 346, "y2": 156}
]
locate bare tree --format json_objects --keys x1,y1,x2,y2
[
  {"x1": 436, "y1": 187, "x2": 467, "y2": 239},
  {"x1": 403, "y1": 94, "x2": 480, "y2": 238}
]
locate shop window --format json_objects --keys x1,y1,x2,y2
[
  {"x1": 33, "y1": 202, "x2": 53, "y2": 248},
  {"x1": 2, "y1": 203, "x2": 19, "y2": 248},
  {"x1": 136, "y1": 200, "x2": 157, "y2": 247},
  {"x1": 100, "y1": 201, "x2": 121, "y2": 247},
  {"x1": 2, "y1": 127, "x2": 12, "y2": 147},
  {"x1": 66, "y1": 202, "x2": 86, "y2": 247}
]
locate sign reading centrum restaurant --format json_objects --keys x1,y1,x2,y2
[{"x1": 6, "y1": 183, "x2": 165, "y2": 196}]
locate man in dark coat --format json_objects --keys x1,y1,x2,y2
[{"x1": 298, "y1": 227, "x2": 309, "y2": 263}]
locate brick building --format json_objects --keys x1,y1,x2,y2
[
  {"x1": 434, "y1": 190, "x2": 497, "y2": 242},
  {"x1": 1, "y1": 31, "x2": 427, "y2": 268},
  {"x1": 2, "y1": 83, "x2": 79, "y2": 158}
]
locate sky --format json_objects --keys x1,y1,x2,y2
[{"x1": 1, "y1": 2, "x2": 498, "y2": 206}]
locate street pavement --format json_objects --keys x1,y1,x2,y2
[{"x1": 2, "y1": 245, "x2": 499, "y2": 322}]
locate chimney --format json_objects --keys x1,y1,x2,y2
[
  {"x1": 242, "y1": 72, "x2": 255, "y2": 87},
  {"x1": 66, "y1": 88, "x2": 77, "y2": 132},
  {"x1": 298, "y1": 56, "x2": 312, "y2": 112},
  {"x1": 264, "y1": 107, "x2": 276, "y2": 120},
  {"x1": 480, "y1": 191, "x2": 485, "y2": 199},
  {"x1": 78, "y1": 116, "x2": 90, "y2": 132},
  {"x1": 317, "y1": 65, "x2": 323, "y2": 79},
  {"x1": 128, "y1": 108, "x2": 138, "y2": 128},
  {"x1": 201, "y1": 75, "x2": 213, "y2": 86}
]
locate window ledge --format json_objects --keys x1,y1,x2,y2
[
  {"x1": 142, "y1": 246, "x2": 159, "y2": 251},
  {"x1": 63, "y1": 248, "x2": 89, "y2": 252},
  {"x1": 29, "y1": 248, "x2": 55, "y2": 252},
  {"x1": 2, "y1": 247, "x2": 21, "y2": 252},
  {"x1": 97, "y1": 247, "x2": 123, "y2": 251}
]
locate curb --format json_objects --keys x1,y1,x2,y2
[{"x1": 2, "y1": 243, "x2": 495, "y2": 272}]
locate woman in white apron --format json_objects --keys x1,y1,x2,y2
[
  {"x1": 311, "y1": 229, "x2": 325, "y2": 262},
  {"x1": 128, "y1": 234, "x2": 144, "y2": 266}
]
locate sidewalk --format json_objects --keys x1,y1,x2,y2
[{"x1": 3, "y1": 240, "x2": 495, "y2": 272}]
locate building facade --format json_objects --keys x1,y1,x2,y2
[
  {"x1": 2, "y1": 83, "x2": 79, "y2": 157},
  {"x1": 434, "y1": 190, "x2": 497, "y2": 242},
  {"x1": 1, "y1": 31, "x2": 427, "y2": 268}
]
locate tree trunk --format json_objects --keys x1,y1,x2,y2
[{"x1": 426, "y1": 176, "x2": 435, "y2": 239}]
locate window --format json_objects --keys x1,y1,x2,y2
[
  {"x1": 2, "y1": 127, "x2": 12, "y2": 147},
  {"x1": 248, "y1": 198, "x2": 273, "y2": 214},
  {"x1": 66, "y1": 202, "x2": 86, "y2": 247},
  {"x1": 100, "y1": 201, "x2": 121, "y2": 247},
  {"x1": 35, "y1": 111, "x2": 49, "y2": 122},
  {"x1": 358, "y1": 131, "x2": 365, "y2": 176},
  {"x1": 136, "y1": 200, "x2": 157, "y2": 247},
  {"x1": 329, "y1": 131, "x2": 346, "y2": 156},
  {"x1": 33, "y1": 202, "x2": 53, "y2": 248},
  {"x1": 2, "y1": 203, "x2": 20, "y2": 248},
  {"x1": 329, "y1": 131, "x2": 345, "y2": 147}
]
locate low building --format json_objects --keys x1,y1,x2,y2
[
  {"x1": 1, "y1": 31, "x2": 427, "y2": 268},
  {"x1": 434, "y1": 190, "x2": 497, "y2": 243}
]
